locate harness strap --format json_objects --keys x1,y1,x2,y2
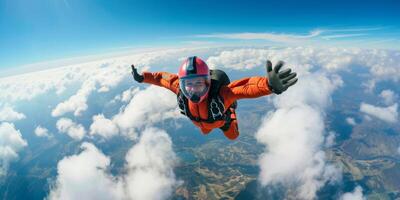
[{"x1": 177, "y1": 91, "x2": 229, "y2": 123}]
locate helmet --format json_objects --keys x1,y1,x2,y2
[{"x1": 178, "y1": 56, "x2": 211, "y2": 103}]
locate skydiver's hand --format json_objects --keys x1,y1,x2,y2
[
  {"x1": 266, "y1": 60, "x2": 297, "y2": 95},
  {"x1": 131, "y1": 64, "x2": 144, "y2": 83}
]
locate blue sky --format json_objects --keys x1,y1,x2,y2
[{"x1": 0, "y1": 0, "x2": 399, "y2": 70}]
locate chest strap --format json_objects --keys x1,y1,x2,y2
[{"x1": 177, "y1": 91, "x2": 228, "y2": 123}]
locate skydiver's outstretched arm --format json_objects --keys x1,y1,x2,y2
[
  {"x1": 223, "y1": 76, "x2": 272, "y2": 102},
  {"x1": 131, "y1": 65, "x2": 180, "y2": 94},
  {"x1": 222, "y1": 61, "x2": 297, "y2": 106}
]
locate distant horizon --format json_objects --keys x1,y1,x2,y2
[{"x1": 1, "y1": 41, "x2": 399, "y2": 78}]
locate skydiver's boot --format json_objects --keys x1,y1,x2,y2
[{"x1": 220, "y1": 108, "x2": 239, "y2": 140}]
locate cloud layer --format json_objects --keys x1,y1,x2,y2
[
  {"x1": 255, "y1": 74, "x2": 342, "y2": 199},
  {"x1": 48, "y1": 127, "x2": 178, "y2": 200},
  {"x1": 1, "y1": 46, "x2": 399, "y2": 199},
  {"x1": 91, "y1": 85, "x2": 180, "y2": 140},
  {"x1": 360, "y1": 103, "x2": 398, "y2": 123},
  {"x1": 340, "y1": 186, "x2": 365, "y2": 200},
  {"x1": 89, "y1": 114, "x2": 119, "y2": 139},
  {"x1": 56, "y1": 118, "x2": 86, "y2": 140},
  {"x1": 380, "y1": 89, "x2": 397, "y2": 105},
  {"x1": 35, "y1": 126, "x2": 52, "y2": 138},
  {"x1": 206, "y1": 47, "x2": 400, "y2": 85},
  {"x1": 194, "y1": 27, "x2": 399, "y2": 49},
  {"x1": 0, "y1": 105, "x2": 26, "y2": 122},
  {"x1": 346, "y1": 117, "x2": 357, "y2": 126},
  {"x1": 122, "y1": 127, "x2": 179, "y2": 200},
  {"x1": 0, "y1": 122, "x2": 28, "y2": 177}
]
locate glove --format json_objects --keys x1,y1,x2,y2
[
  {"x1": 266, "y1": 60, "x2": 297, "y2": 94},
  {"x1": 131, "y1": 64, "x2": 144, "y2": 83}
]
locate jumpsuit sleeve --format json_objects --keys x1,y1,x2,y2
[
  {"x1": 142, "y1": 71, "x2": 180, "y2": 94},
  {"x1": 222, "y1": 76, "x2": 273, "y2": 107}
]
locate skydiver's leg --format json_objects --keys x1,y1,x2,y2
[
  {"x1": 222, "y1": 119, "x2": 239, "y2": 140},
  {"x1": 220, "y1": 108, "x2": 239, "y2": 140}
]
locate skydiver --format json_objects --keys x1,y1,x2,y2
[{"x1": 131, "y1": 56, "x2": 297, "y2": 140}]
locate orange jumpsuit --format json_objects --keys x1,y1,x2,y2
[{"x1": 142, "y1": 71, "x2": 272, "y2": 140}]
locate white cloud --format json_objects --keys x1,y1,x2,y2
[
  {"x1": 256, "y1": 73, "x2": 342, "y2": 199},
  {"x1": 52, "y1": 80, "x2": 96, "y2": 117},
  {"x1": 47, "y1": 142, "x2": 124, "y2": 200},
  {"x1": 325, "y1": 131, "x2": 336, "y2": 148},
  {"x1": 206, "y1": 47, "x2": 400, "y2": 83},
  {"x1": 88, "y1": 86, "x2": 180, "y2": 140},
  {"x1": 319, "y1": 27, "x2": 384, "y2": 33},
  {"x1": 0, "y1": 122, "x2": 28, "y2": 177},
  {"x1": 52, "y1": 61, "x2": 131, "y2": 116},
  {"x1": 205, "y1": 47, "x2": 324, "y2": 73},
  {"x1": 121, "y1": 87, "x2": 140, "y2": 102},
  {"x1": 207, "y1": 49, "x2": 269, "y2": 70},
  {"x1": 89, "y1": 114, "x2": 119, "y2": 139},
  {"x1": 0, "y1": 65, "x2": 80, "y2": 102},
  {"x1": 56, "y1": 118, "x2": 86, "y2": 140},
  {"x1": 0, "y1": 105, "x2": 26, "y2": 122},
  {"x1": 364, "y1": 50, "x2": 400, "y2": 82},
  {"x1": 122, "y1": 127, "x2": 179, "y2": 200},
  {"x1": 340, "y1": 186, "x2": 365, "y2": 200},
  {"x1": 111, "y1": 86, "x2": 180, "y2": 138},
  {"x1": 35, "y1": 125, "x2": 51, "y2": 138},
  {"x1": 193, "y1": 27, "x2": 396, "y2": 49},
  {"x1": 360, "y1": 103, "x2": 398, "y2": 123},
  {"x1": 380, "y1": 89, "x2": 397, "y2": 105},
  {"x1": 321, "y1": 33, "x2": 367, "y2": 40},
  {"x1": 196, "y1": 30, "x2": 322, "y2": 44},
  {"x1": 113, "y1": 87, "x2": 140, "y2": 103},
  {"x1": 47, "y1": 127, "x2": 178, "y2": 200},
  {"x1": 346, "y1": 117, "x2": 357, "y2": 126},
  {"x1": 363, "y1": 80, "x2": 376, "y2": 93}
]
